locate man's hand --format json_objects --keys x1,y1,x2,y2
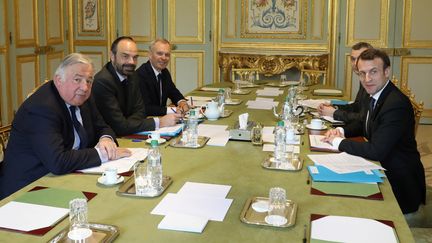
[
  {"x1": 322, "y1": 128, "x2": 343, "y2": 144},
  {"x1": 160, "y1": 113, "x2": 182, "y2": 127},
  {"x1": 112, "y1": 148, "x2": 132, "y2": 160},
  {"x1": 96, "y1": 137, "x2": 117, "y2": 160},
  {"x1": 317, "y1": 103, "x2": 336, "y2": 117},
  {"x1": 177, "y1": 100, "x2": 190, "y2": 113}
]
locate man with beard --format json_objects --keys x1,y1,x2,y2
[
  {"x1": 134, "y1": 38, "x2": 189, "y2": 116},
  {"x1": 92, "y1": 36, "x2": 181, "y2": 136}
]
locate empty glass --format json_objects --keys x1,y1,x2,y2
[
  {"x1": 134, "y1": 160, "x2": 148, "y2": 196},
  {"x1": 266, "y1": 187, "x2": 287, "y2": 226},
  {"x1": 68, "y1": 198, "x2": 92, "y2": 241}
]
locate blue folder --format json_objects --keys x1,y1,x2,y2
[
  {"x1": 135, "y1": 125, "x2": 183, "y2": 137},
  {"x1": 307, "y1": 165, "x2": 383, "y2": 183},
  {"x1": 330, "y1": 99, "x2": 349, "y2": 106}
]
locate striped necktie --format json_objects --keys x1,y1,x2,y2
[{"x1": 69, "y1": 106, "x2": 88, "y2": 149}]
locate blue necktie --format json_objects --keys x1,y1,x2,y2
[
  {"x1": 366, "y1": 97, "x2": 375, "y2": 136},
  {"x1": 69, "y1": 106, "x2": 88, "y2": 149}
]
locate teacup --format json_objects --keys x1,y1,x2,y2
[
  {"x1": 149, "y1": 132, "x2": 161, "y2": 141},
  {"x1": 310, "y1": 119, "x2": 324, "y2": 129},
  {"x1": 102, "y1": 167, "x2": 118, "y2": 184}
]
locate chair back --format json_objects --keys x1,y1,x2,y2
[
  {"x1": 300, "y1": 68, "x2": 327, "y2": 86},
  {"x1": 392, "y1": 77, "x2": 424, "y2": 135},
  {"x1": 231, "y1": 68, "x2": 260, "y2": 82},
  {"x1": 0, "y1": 124, "x2": 12, "y2": 163},
  {"x1": 26, "y1": 79, "x2": 50, "y2": 99}
]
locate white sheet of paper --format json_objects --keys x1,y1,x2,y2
[
  {"x1": 298, "y1": 99, "x2": 329, "y2": 109},
  {"x1": 79, "y1": 148, "x2": 148, "y2": 174},
  {"x1": 158, "y1": 213, "x2": 208, "y2": 233},
  {"x1": 309, "y1": 135, "x2": 334, "y2": 150},
  {"x1": 186, "y1": 96, "x2": 214, "y2": 107},
  {"x1": 200, "y1": 87, "x2": 220, "y2": 92},
  {"x1": 307, "y1": 152, "x2": 384, "y2": 174},
  {"x1": 311, "y1": 215, "x2": 398, "y2": 243},
  {"x1": 151, "y1": 193, "x2": 233, "y2": 222},
  {"x1": 256, "y1": 88, "x2": 283, "y2": 97},
  {"x1": 196, "y1": 124, "x2": 229, "y2": 146},
  {"x1": 263, "y1": 144, "x2": 300, "y2": 153},
  {"x1": 206, "y1": 131, "x2": 230, "y2": 146},
  {"x1": 246, "y1": 100, "x2": 278, "y2": 110},
  {"x1": 177, "y1": 182, "x2": 231, "y2": 198},
  {"x1": 0, "y1": 201, "x2": 69, "y2": 232}
]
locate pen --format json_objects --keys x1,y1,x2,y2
[
  {"x1": 303, "y1": 224, "x2": 307, "y2": 243},
  {"x1": 190, "y1": 96, "x2": 194, "y2": 107},
  {"x1": 170, "y1": 107, "x2": 177, "y2": 114}
]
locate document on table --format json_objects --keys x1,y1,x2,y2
[
  {"x1": 263, "y1": 144, "x2": 300, "y2": 153},
  {"x1": 136, "y1": 124, "x2": 183, "y2": 136},
  {"x1": 197, "y1": 124, "x2": 230, "y2": 146},
  {"x1": 309, "y1": 135, "x2": 335, "y2": 151},
  {"x1": 79, "y1": 148, "x2": 148, "y2": 174},
  {"x1": 256, "y1": 87, "x2": 284, "y2": 97},
  {"x1": 309, "y1": 112, "x2": 344, "y2": 125},
  {"x1": 307, "y1": 152, "x2": 384, "y2": 174},
  {"x1": 200, "y1": 87, "x2": 221, "y2": 92},
  {"x1": 185, "y1": 96, "x2": 214, "y2": 107},
  {"x1": 177, "y1": 182, "x2": 231, "y2": 198},
  {"x1": 246, "y1": 99, "x2": 278, "y2": 110},
  {"x1": 298, "y1": 99, "x2": 329, "y2": 109},
  {"x1": 310, "y1": 214, "x2": 398, "y2": 243}
]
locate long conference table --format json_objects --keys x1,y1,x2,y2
[{"x1": 0, "y1": 82, "x2": 415, "y2": 242}]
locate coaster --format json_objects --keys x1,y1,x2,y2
[
  {"x1": 67, "y1": 228, "x2": 92, "y2": 241},
  {"x1": 264, "y1": 215, "x2": 288, "y2": 226},
  {"x1": 252, "y1": 201, "x2": 269, "y2": 213}
]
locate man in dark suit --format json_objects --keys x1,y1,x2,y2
[
  {"x1": 323, "y1": 49, "x2": 426, "y2": 214},
  {"x1": 0, "y1": 53, "x2": 131, "y2": 199},
  {"x1": 92, "y1": 36, "x2": 181, "y2": 136},
  {"x1": 134, "y1": 38, "x2": 189, "y2": 116},
  {"x1": 318, "y1": 42, "x2": 373, "y2": 123}
]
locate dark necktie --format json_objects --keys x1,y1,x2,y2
[
  {"x1": 157, "y1": 73, "x2": 163, "y2": 106},
  {"x1": 122, "y1": 78, "x2": 128, "y2": 104},
  {"x1": 366, "y1": 97, "x2": 375, "y2": 136},
  {"x1": 69, "y1": 106, "x2": 88, "y2": 149}
]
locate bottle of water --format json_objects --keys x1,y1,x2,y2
[
  {"x1": 274, "y1": 121, "x2": 287, "y2": 163},
  {"x1": 187, "y1": 110, "x2": 199, "y2": 146},
  {"x1": 147, "y1": 140, "x2": 162, "y2": 192}
]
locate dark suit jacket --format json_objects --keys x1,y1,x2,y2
[
  {"x1": 134, "y1": 61, "x2": 185, "y2": 116},
  {"x1": 0, "y1": 81, "x2": 115, "y2": 199},
  {"x1": 333, "y1": 84, "x2": 369, "y2": 123},
  {"x1": 92, "y1": 62, "x2": 155, "y2": 136},
  {"x1": 339, "y1": 81, "x2": 426, "y2": 214}
]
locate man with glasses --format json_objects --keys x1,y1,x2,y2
[
  {"x1": 0, "y1": 53, "x2": 131, "y2": 199},
  {"x1": 318, "y1": 42, "x2": 373, "y2": 123},
  {"x1": 322, "y1": 48, "x2": 426, "y2": 215},
  {"x1": 92, "y1": 36, "x2": 181, "y2": 136},
  {"x1": 134, "y1": 38, "x2": 189, "y2": 116}
]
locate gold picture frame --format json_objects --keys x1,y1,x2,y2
[
  {"x1": 241, "y1": 0, "x2": 307, "y2": 39},
  {"x1": 77, "y1": 0, "x2": 103, "y2": 36}
]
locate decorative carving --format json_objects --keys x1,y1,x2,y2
[{"x1": 218, "y1": 51, "x2": 328, "y2": 81}]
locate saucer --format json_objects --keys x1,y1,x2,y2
[
  {"x1": 306, "y1": 124, "x2": 327, "y2": 130},
  {"x1": 264, "y1": 215, "x2": 288, "y2": 226},
  {"x1": 251, "y1": 201, "x2": 269, "y2": 213},
  {"x1": 145, "y1": 138, "x2": 167, "y2": 144},
  {"x1": 67, "y1": 228, "x2": 92, "y2": 240},
  {"x1": 97, "y1": 175, "x2": 124, "y2": 185}
]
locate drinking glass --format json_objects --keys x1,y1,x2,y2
[
  {"x1": 266, "y1": 187, "x2": 287, "y2": 226},
  {"x1": 68, "y1": 198, "x2": 92, "y2": 241},
  {"x1": 134, "y1": 160, "x2": 149, "y2": 196}
]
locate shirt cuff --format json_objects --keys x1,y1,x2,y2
[
  {"x1": 95, "y1": 147, "x2": 109, "y2": 163},
  {"x1": 336, "y1": 127, "x2": 345, "y2": 136},
  {"x1": 153, "y1": 117, "x2": 160, "y2": 130},
  {"x1": 332, "y1": 137, "x2": 344, "y2": 150}
]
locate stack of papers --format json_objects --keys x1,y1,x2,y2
[
  {"x1": 246, "y1": 98, "x2": 278, "y2": 110},
  {"x1": 298, "y1": 99, "x2": 329, "y2": 109},
  {"x1": 185, "y1": 96, "x2": 213, "y2": 107},
  {"x1": 309, "y1": 135, "x2": 337, "y2": 152},
  {"x1": 136, "y1": 124, "x2": 183, "y2": 136},
  {"x1": 197, "y1": 124, "x2": 230, "y2": 146},
  {"x1": 310, "y1": 214, "x2": 398, "y2": 243},
  {"x1": 0, "y1": 187, "x2": 96, "y2": 236},
  {"x1": 152, "y1": 182, "x2": 233, "y2": 233},
  {"x1": 79, "y1": 148, "x2": 148, "y2": 174},
  {"x1": 307, "y1": 152, "x2": 385, "y2": 183},
  {"x1": 309, "y1": 112, "x2": 344, "y2": 125},
  {"x1": 256, "y1": 87, "x2": 283, "y2": 97}
]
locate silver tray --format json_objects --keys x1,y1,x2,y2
[
  {"x1": 261, "y1": 155, "x2": 303, "y2": 171},
  {"x1": 48, "y1": 223, "x2": 119, "y2": 243},
  {"x1": 169, "y1": 136, "x2": 210, "y2": 148},
  {"x1": 265, "y1": 82, "x2": 295, "y2": 87},
  {"x1": 231, "y1": 89, "x2": 251, "y2": 95},
  {"x1": 225, "y1": 99, "x2": 242, "y2": 105},
  {"x1": 220, "y1": 109, "x2": 233, "y2": 118},
  {"x1": 241, "y1": 83, "x2": 261, "y2": 88},
  {"x1": 240, "y1": 197, "x2": 297, "y2": 228},
  {"x1": 116, "y1": 175, "x2": 172, "y2": 197}
]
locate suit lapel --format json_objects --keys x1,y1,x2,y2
[{"x1": 368, "y1": 81, "x2": 395, "y2": 136}]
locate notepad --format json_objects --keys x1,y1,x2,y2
[{"x1": 311, "y1": 181, "x2": 383, "y2": 200}]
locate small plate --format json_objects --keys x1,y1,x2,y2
[
  {"x1": 306, "y1": 124, "x2": 327, "y2": 130},
  {"x1": 145, "y1": 138, "x2": 167, "y2": 144},
  {"x1": 252, "y1": 201, "x2": 269, "y2": 213},
  {"x1": 265, "y1": 215, "x2": 288, "y2": 226},
  {"x1": 97, "y1": 176, "x2": 124, "y2": 186}
]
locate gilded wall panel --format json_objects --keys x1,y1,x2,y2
[
  {"x1": 170, "y1": 52, "x2": 204, "y2": 93},
  {"x1": 168, "y1": 0, "x2": 204, "y2": 43},
  {"x1": 46, "y1": 51, "x2": 64, "y2": 80},
  {"x1": 225, "y1": 0, "x2": 236, "y2": 38},
  {"x1": 123, "y1": 0, "x2": 155, "y2": 42},
  {"x1": 79, "y1": 51, "x2": 105, "y2": 73},
  {"x1": 346, "y1": 0, "x2": 389, "y2": 47},
  {"x1": 311, "y1": 0, "x2": 324, "y2": 40},
  {"x1": 401, "y1": 56, "x2": 432, "y2": 117},
  {"x1": 403, "y1": 0, "x2": 432, "y2": 47},
  {"x1": 45, "y1": 0, "x2": 64, "y2": 45},
  {"x1": 16, "y1": 55, "x2": 39, "y2": 104},
  {"x1": 15, "y1": 0, "x2": 38, "y2": 47}
]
